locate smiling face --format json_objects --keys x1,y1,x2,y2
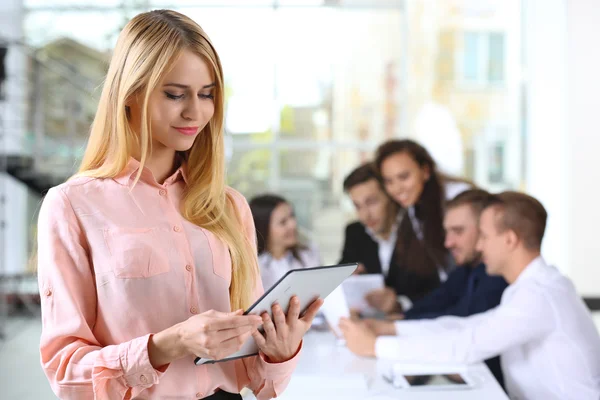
[
  {"x1": 268, "y1": 202, "x2": 298, "y2": 251},
  {"x1": 128, "y1": 49, "x2": 216, "y2": 153},
  {"x1": 380, "y1": 151, "x2": 431, "y2": 208},
  {"x1": 347, "y1": 179, "x2": 395, "y2": 236},
  {"x1": 443, "y1": 204, "x2": 481, "y2": 266}
]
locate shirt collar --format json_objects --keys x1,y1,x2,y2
[
  {"x1": 113, "y1": 156, "x2": 189, "y2": 187},
  {"x1": 513, "y1": 255, "x2": 546, "y2": 284},
  {"x1": 259, "y1": 251, "x2": 294, "y2": 266}
]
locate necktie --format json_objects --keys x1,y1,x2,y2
[{"x1": 464, "y1": 271, "x2": 478, "y2": 313}]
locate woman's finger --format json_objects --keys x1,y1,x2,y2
[
  {"x1": 215, "y1": 324, "x2": 256, "y2": 344},
  {"x1": 286, "y1": 296, "x2": 301, "y2": 325},
  {"x1": 272, "y1": 303, "x2": 288, "y2": 337},
  {"x1": 261, "y1": 312, "x2": 277, "y2": 341},
  {"x1": 213, "y1": 330, "x2": 254, "y2": 360},
  {"x1": 252, "y1": 329, "x2": 267, "y2": 349},
  {"x1": 205, "y1": 314, "x2": 262, "y2": 331}
]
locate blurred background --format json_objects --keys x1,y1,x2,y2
[{"x1": 0, "y1": 0, "x2": 598, "y2": 398}]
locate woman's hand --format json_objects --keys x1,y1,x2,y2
[
  {"x1": 252, "y1": 296, "x2": 324, "y2": 363},
  {"x1": 149, "y1": 309, "x2": 262, "y2": 368},
  {"x1": 365, "y1": 287, "x2": 400, "y2": 314},
  {"x1": 352, "y1": 263, "x2": 366, "y2": 275},
  {"x1": 179, "y1": 309, "x2": 262, "y2": 361}
]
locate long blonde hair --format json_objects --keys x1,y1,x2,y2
[{"x1": 77, "y1": 9, "x2": 257, "y2": 310}]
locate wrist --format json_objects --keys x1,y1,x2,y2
[
  {"x1": 387, "y1": 322, "x2": 398, "y2": 336},
  {"x1": 263, "y1": 340, "x2": 302, "y2": 364},
  {"x1": 148, "y1": 323, "x2": 188, "y2": 369}
]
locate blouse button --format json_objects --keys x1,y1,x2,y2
[
  {"x1": 173, "y1": 226, "x2": 181, "y2": 232},
  {"x1": 196, "y1": 392, "x2": 203, "y2": 398},
  {"x1": 140, "y1": 374, "x2": 148, "y2": 384},
  {"x1": 185, "y1": 264, "x2": 192, "y2": 272},
  {"x1": 159, "y1": 189, "x2": 166, "y2": 196},
  {"x1": 190, "y1": 307, "x2": 198, "y2": 314},
  {"x1": 44, "y1": 288, "x2": 52, "y2": 297}
]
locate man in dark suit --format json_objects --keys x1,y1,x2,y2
[
  {"x1": 339, "y1": 163, "x2": 401, "y2": 288},
  {"x1": 401, "y1": 189, "x2": 508, "y2": 321}
]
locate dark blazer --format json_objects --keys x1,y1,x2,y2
[
  {"x1": 404, "y1": 262, "x2": 508, "y2": 320},
  {"x1": 339, "y1": 221, "x2": 388, "y2": 275},
  {"x1": 404, "y1": 262, "x2": 509, "y2": 389},
  {"x1": 338, "y1": 221, "x2": 439, "y2": 300}
]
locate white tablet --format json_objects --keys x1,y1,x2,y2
[
  {"x1": 195, "y1": 262, "x2": 358, "y2": 365},
  {"x1": 385, "y1": 372, "x2": 477, "y2": 391}
]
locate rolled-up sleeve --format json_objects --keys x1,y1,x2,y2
[
  {"x1": 37, "y1": 187, "x2": 166, "y2": 399},
  {"x1": 228, "y1": 188, "x2": 301, "y2": 399}
]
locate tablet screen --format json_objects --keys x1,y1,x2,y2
[{"x1": 403, "y1": 374, "x2": 467, "y2": 387}]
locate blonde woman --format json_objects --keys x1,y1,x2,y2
[{"x1": 36, "y1": 10, "x2": 322, "y2": 400}]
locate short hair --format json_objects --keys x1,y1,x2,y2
[
  {"x1": 446, "y1": 189, "x2": 491, "y2": 219},
  {"x1": 343, "y1": 163, "x2": 382, "y2": 192},
  {"x1": 483, "y1": 191, "x2": 548, "y2": 251}
]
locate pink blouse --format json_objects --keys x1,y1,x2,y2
[{"x1": 37, "y1": 158, "x2": 299, "y2": 399}]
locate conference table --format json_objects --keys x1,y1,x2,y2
[{"x1": 267, "y1": 330, "x2": 509, "y2": 400}]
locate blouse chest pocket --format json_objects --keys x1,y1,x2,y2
[
  {"x1": 203, "y1": 230, "x2": 232, "y2": 282},
  {"x1": 103, "y1": 227, "x2": 171, "y2": 279}
]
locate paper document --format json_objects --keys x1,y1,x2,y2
[
  {"x1": 320, "y1": 286, "x2": 350, "y2": 337},
  {"x1": 342, "y1": 274, "x2": 385, "y2": 313}
]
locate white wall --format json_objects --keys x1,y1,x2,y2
[
  {"x1": 524, "y1": 0, "x2": 569, "y2": 274},
  {"x1": 1, "y1": 0, "x2": 28, "y2": 277},
  {"x1": 566, "y1": 0, "x2": 600, "y2": 297},
  {"x1": 526, "y1": 0, "x2": 600, "y2": 297}
]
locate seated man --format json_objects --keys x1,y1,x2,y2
[
  {"x1": 402, "y1": 189, "x2": 508, "y2": 321},
  {"x1": 340, "y1": 192, "x2": 600, "y2": 400},
  {"x1": 339, "y1": 163, "x2": 402, "y2": 312}
]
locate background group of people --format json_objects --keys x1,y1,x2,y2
[{"x1": 249, "y1": 138, "x2": 600, "y2": 399}]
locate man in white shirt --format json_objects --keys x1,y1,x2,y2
[{"x1": 340, "y1": 191, "x2": 600, "y2": 400}]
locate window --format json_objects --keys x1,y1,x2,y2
[
  {"x1": 461, "y1": 32, "x2": 505, "y2": 85},
  {"x1": 23, "y1": 1, "x2": 523, "y2": 263}
]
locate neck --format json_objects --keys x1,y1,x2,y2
[
  {"x1": 377, "y1": 230, "x2": 392, "y2": 241},
  {"x1": 466, "y1": 257, "x2": 482, "y2": 268},
  {"x1": 376, "y1": 207, "x2": 399, "y2": 241},
  {"x1": 142, "y1": 146, "x2": 178, "y2": 185},
  {"x1": 503, "y1": 251, "x2": 541, "y2": 284},
  {"x1": 270, "y1": 246, "x2": 288, "y2": 260}
]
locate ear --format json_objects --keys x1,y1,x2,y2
[
  {"x1": 505, "y1": 229, "x2": 519, "y2": 251},
  {"x1": 422, "y1": 165, "x2": 431, "y2": 181}
]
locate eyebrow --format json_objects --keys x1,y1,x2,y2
[{"x1": 163, "y1": 82, "x2": 216, "y2": 89}]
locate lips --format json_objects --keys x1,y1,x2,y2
[
  {"x1": 173, "y1": 126, "x2": 199, "y2": 136},
  {"x1": 394, "y1": 193, "x2": 410, "y2": 205}
]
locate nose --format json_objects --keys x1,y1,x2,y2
[
  {"x1": 385, "y1": 181, "x2": 400, "y2": 198},
  {"x1": 288, "y1": 217, "x2": 297, "y2": 231},
  {"x1": 362, "y1": 207, "x2": 373, "y2": 221},
  {"x1": 444, "y1": 235, "x2": 453, "y2": 250},
  {"x1": 181, "y1": 96, "x2": 201, "y2": 121}
]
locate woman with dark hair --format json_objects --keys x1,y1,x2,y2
[
  {"x1": 249, "y1": 194, "x2": 320, "y2": 290},
  {"x1": 368, "y1": 139, "x2": 471, "y2": 313}
]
